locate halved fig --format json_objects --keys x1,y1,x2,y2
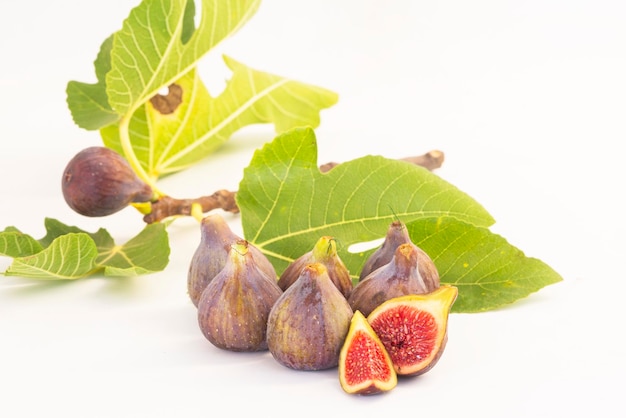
[
  {"x1": 339, "y1": 310, "x2": 397, "y2": 395},
  {"x1": 367, "y1": 285, "x2": 458, "y2": 376}
]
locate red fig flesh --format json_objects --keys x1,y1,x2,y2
[
  {"x1": 339, "y1": 310, "x2": 397, "y2": 395},
  {"x1": 367, "y1": 285, "x2": 458, "y2": 376}
]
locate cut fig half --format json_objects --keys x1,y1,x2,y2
[
  {"x1": 367, "y1": 285, "x2": 458, "y2": 376},
  {"x1": 339, "y1": 310, "x2": 397, "y2": 395}
]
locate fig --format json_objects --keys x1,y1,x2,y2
[
  {"x1": 359, "y1": 220, "x2": 439, "y2": 284},
  {"x1": 266, "y1": 263, "x2": 353, "y2": 371},
  {"x1": 348, "y1": 242, "x2": 439, "y2": 317},
  {"x1": 61, "y1": 146, "x2": 154, "y2": 217},
  {"x1": 367, "y1": 285, "x2": 458, "y2": 376},
  {"x1": 338, "y1": 310, "x2": 397, "y2": 395},
  {"x1": 187, "y1": 214, "x2": 276, "y2": 307},
  {"x1": 197, "y1": 240, "x2": 282, "y2": 352},
  {"x1": 277, "y1": 236, "x2": 353, "y2": 298}
]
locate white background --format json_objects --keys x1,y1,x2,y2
[{"x1": 1, "y1": 1, "x2": 625, "y2": 417}]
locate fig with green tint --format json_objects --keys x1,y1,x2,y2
[
  {"x1": 197, "y1": 240, "x2": 282, "y2": 352},
  {"x1": 267, "y1": 263, "x2": 353, "y2": 370},
  {"x1": 277, "y1": 236, "x2": 353, "y2": 298},
  {"x1": 367, "y1": 285, "x2": 458, "y2": 376},
  {"x1": 339, "y1": 310, "x2": 397, "y2": 395}
]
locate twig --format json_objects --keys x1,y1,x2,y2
[{"x1": 142, "y1": 150, "x2": 445, "y2": 223}]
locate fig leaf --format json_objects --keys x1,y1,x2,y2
[
  {"x1": 405, "y1": 217, "x2": 563, "y2": 312},
  {"x1": 0, "y1": 219, "x2": 170, "y2": 280},
  {"x1": 237, "y1": 128, "x2": 494, "y2": 273},
  {"x1": 99, "y1": 58, "x2": 338, "y2": 178},
  {"x1": 237, "y1": 127, "x2": 562, "y2": 312},
  {"x1": 67, "y1": 0, "x2": 337, "y2": 183}
]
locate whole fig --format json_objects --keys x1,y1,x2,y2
[
  {"x1": 277, "y1": 236, "x2": 353, "y2": 298},
  {"x1": 267, "y1": 263, "x2": 353, "y2": 371},
  {"x1": 359, "y1": 220, "x2": 439, "y2": 284},
  {"x1": 187, "y1": 214, "x2": 276, "y2": 307},
  {"x1": 349, "y1": 243, "x2": 440, "y2": 317},
  {"x1": 197, "y1": 240, "x2": 282, "y2": 352},
  {"x1": 61, "y1": 146, "x2": 153, "y2": 217}
]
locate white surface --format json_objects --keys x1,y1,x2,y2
[{"x1": 1, "y1": 1, "x2": 625, "y2": 417}]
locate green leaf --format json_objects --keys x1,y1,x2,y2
[
  {"x1": 405, "y1": 217, "x2": 563, "y2": 312},
  {"x1": 38, "y1": 217, "x2": 114, "y2": 249},
  {"x1": 66, "y1": 35, "x2": 119, "y2": 130},
  {"x1": 4, "y1": 233, "x2": 98, "y2": 280},
  {"x1": 68, "y1": 0, "x2": 260, "y2": 131},
  {"x1": 237, "y1": 127, "x2": 495, "y2": 276},
  {"x1": 98, "y1": 223, "x2": 170, "y2": 277},
  {"x1": 67, "y1": 0, "x2": 338, "y2": 187},
  {"x1": 1, "y1": 219, "x2": 170, "y2": 280},
  {"x1": 237, "y1": 127, "x2": 562, "y2": 312},
  {"x1": 101, "y1": 59, "x2": 338, "y2": 177},
  {"x1": 106, "y1": 0, "x2": 261, "y2": 117},
  {"x1": 0, "y1": 229, "x2": 44, "y2": 258}
]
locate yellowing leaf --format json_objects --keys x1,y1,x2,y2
[{"x1": 101, "y1": 59, "x2": 337, "y2": 178}]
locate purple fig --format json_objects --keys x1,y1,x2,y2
[
  {"x1": 359, "y1": 220, "x2": 439, "y2": 286},
  {"x1": 197, "y1": 240, "x2": 283, "y2": 352},
  {"x1": 187, "y1": 214, "x2": 276, "y2": 307},
  {"x1": 349, "y1": 243, "x2": 440, "y2": 317},
  {"x1": 62, "y1": 147, "x2": 154, "y2": 217},
  {"x1": 267, "y1": 263, "x2": 354, "y2": 371}
]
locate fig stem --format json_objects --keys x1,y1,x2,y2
[
  {"x1": 318, "y1": 150, "x2": 444, "y2": 173},
  {"x1": 143, "y1": 190, "x2": 239, "y2": 224},
  {"x1": 142, "y1": 150, "x2": 444, "y2": 223},
  {"x1": 118, "y1": 114, "x2": 164, "y2": 197}
]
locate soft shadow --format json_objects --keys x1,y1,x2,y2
[{"x1": 1, "y1": 277, "x2": 76, "y2": 297}]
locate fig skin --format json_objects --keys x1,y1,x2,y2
[
  {"x1": 359, "y1": 220, "x2": 440, "y2": 285},
  {"x1": 339, "y1": 310, "x2": 397, "y2": 395},
  {"x1": 197, "y1": 240, "x2": 283, "y2": 352},
  {"x1": 277, "y1": 236, "x2": 353, "y2": 298},
  {"x1": 187, "y1": 214, "x2": 276, "y2": 307},
  {"x1": 267, "y1": 263, "x2": 354, "y2": 371},
  {"x1": 61, "y1": 146, "x2": 153, "y2": 217},
  {"x1": 348, "y1": 243, "x2": 439, "y2": 317},
  {"x1": 367, "y1": 285, "x2": 458, "y2": 376}
]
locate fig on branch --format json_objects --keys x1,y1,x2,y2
[
  {"x1": 277, "y1": 236, "x2": 353, "y2": 298},
  {"x1": 338, "y1": 310, "x2": 397, "y2": 395},
  {"x1": 359, "y1": 220, "x2": 439, "y2": 284},
  {"x1": 187, "y1": 214, "x2": 276, "y2": 307},
  {"x1": 61, "y1": 146, "x2": 153, "y2": 217},
  {"x1": 267, "y1": 263, "x2": 353, "y2": 371},
  {"x1": 367, "y1": 285, "x2": 458, "y2": 376},
  {"x1": 197, "y1": 240, "x2": 282, "y2": 352}
]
